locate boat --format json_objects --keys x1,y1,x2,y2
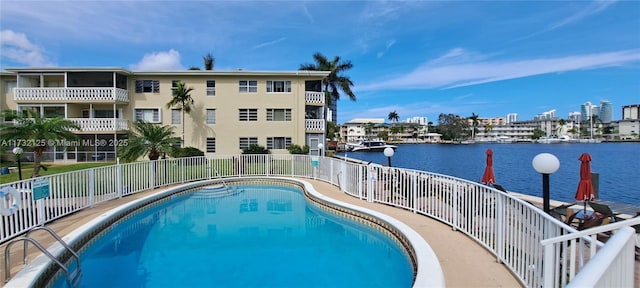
[
  {"x1": 536, "y1": 136, "x2": 561, "y2": 144},
  {"x1": 579, "y1": 138, "x2": 602, "y2": 144},
  {"x1": 345, "y1": 140, "x2": 398, "y2": 152},
  {"x1": 496, "y1": 136, "x2": 514, "y2": 144}
]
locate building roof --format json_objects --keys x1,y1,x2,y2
[
  {"x1": 2, "y1": 67, "x2": 330, "y2": 78},
  {"x1": 344, "y1": 118, "x2": 385, "y2": 124}
]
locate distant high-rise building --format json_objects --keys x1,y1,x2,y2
[
  {"x1": 591, "y1": 105, "x2": 600, "y2": 118},
  {"x1": 622, "y1": 104, "x2": 640, "y2": 120},
  {"x1": 506, "y1": 113, "x2": 518, "y2": 123},
  {"x1": 599, "y1": 100, "x2": 613, "y2": 123},
  {"x1": 568, "y1": 112, "x2": 581, "y2": 123},
  {"x1": 581, "y1": 102, "x2": 593, "y2": 121},
  {"x1": 534, "y1": 109, "x2": 556, "y2": 120}
]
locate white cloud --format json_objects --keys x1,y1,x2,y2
[
  {"x1": 548, "y1": 0, "x2": 617, "y2": 31},
  {"x1": 0, "y1": 29, "x2": 54, "y2": 66},
  {"x1": 377, "y1": 39, "x2": 397, "y2": 58},
  {"x1": 517, "y1": 0, "x2": 617, "y2": 41},
  {"x1": 253, "y1": 37, "x2": 288, "y2": 50},
  {"x1": 357, "y1": 48, "x2": 640, "y2": 91},
  {"x1": 130, "y1": 49, "x2": 183, "y2": 70}
]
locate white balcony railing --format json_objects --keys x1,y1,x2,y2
[
  {"x1": 305, "y1": 91, "x2": 325, "y2": 104},
  {"x1": 68, "y1": 118, "x2": 129, "y2": 131},
  {"x1": 13, "y1": 87, "x2": 129, "y2": 102},
  {"x1": 305, "y1": 119, "x2": 325, "y2": 131}
]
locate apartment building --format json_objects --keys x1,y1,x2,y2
[
  {"x1": 0, "y1": 67, "x2": 329, "y2": 161},
  {"x1": 339, "y1": 118, "x2": 386, "y2": 143}
]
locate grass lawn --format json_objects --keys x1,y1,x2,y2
[{"x1": 0, "y1": 162, "x2": 116, "y2": 184}]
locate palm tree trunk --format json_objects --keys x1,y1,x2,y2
[
  {"x1": 33, "y1": 148, "x2": 44, "y2": 177},
  {"x1": 182, "y1": 109, "x2": 185, "y2": 144}
]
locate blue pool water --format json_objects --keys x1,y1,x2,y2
[{"x1": 52, "y1": 184, "x2": 413, "y2": 287}]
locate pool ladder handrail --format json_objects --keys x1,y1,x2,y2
[
  {"x1": 213, "y1": 168, "x2": 228, "y2": 189},
  {"x1": 4, "y1": 226, "x2": 82, "y2": 287}
]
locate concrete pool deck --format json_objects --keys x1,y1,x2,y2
[{"x1": 3, "y1": 179, "x2": 523, "y2": 287}]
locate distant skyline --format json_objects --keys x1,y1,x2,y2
[{"x1": 1, "y1": 1, "x2": 639, "y2": 124}]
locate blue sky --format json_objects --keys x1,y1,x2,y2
[{"x1": 1, "y1": 0, "x2": 639, "y2": 124}]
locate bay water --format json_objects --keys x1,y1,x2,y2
[{"x1": 337, "y1": 143, "x2": 640, "y2": 206}]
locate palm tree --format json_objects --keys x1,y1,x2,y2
[
  {"x1": 166, "y1": 81, "x2": 194, "y2": 143},
  {"x1": 299, "y1": 52, "x2": 356, "y2": 122},
  {"x1": 203, "y1": 53, "x2": 215, "y2": 70},
  {"x1": 0, "y1": 110, "x2": 80, "y2": 177},
  {"x1": 556, "y1": 119, "x2": 567, "y2": 136},
  {"x1": 365, "y1": 122, "x2": 375, "y2": 139},
  {"x1": 118, "y1": 121, "x2": 182, "y2": 161},
  {"x1": 388, "y1": 111, "x2": 399, "y2": 123},
  {"x1": 468, "y1": 113, "x2": 480, "y2": 140}
]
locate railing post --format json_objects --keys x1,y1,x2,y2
[
  {"x1": 116, "y1": 159, "x2": 123, "y2": 198},
  {"x1": 88, "y1": 169, "x2": 95, "y2": 207},
  {"x1": 367, "y1": 165, "x2": 375, "y2": 202},
  {"x1": 266, "y1": 155, "x2": 270, "y2": 176},
  {"x1": 412, "y1": 172, "x2": 418, "y2": 213},
  {"x1": 452, "y1": 182, "x2": 459, "y2": 230},
  {"x1": 543, "y1": 242, "x2": 555, "y2": 288},
  {"x1": 149, "y1": 161, "x2": 156, "y2": 189},
  {"x1": 181, "y1": 158, "x2": 185, "y2": 183},
  {"x1": 495, "y1": 195, "x2": 505, "y2": 264}
]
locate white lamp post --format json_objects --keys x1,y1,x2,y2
[
  {"x1": 383, "y1": 147, "x2": 395, "y2": 167},
  {"x1": 532, "y1": 153, "x2": 560, "y2": 213},
  {"x1": 317, "y1": 143, "x2": 324, "y2": 157},
  {"x1": 12, "y1": 147, "x2": 24, "y2": 180}
]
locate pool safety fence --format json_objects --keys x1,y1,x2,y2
[{"x1": 1, "y1": 155, "x2": 638, "y2": 287}]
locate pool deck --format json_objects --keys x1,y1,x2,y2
[{"x1": 2, "y1": 179, "x2": 635, "y2": 287}]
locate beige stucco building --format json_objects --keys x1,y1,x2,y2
[{"x1": 1, "y1": 67, "x2": 329, "y2": 161}]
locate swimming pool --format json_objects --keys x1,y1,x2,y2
[{"x1": 8, "y1": 178, "x2": 443, "y2": 287}]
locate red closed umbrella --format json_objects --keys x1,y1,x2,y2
[
  {"x1": 575, "y1": 153, "x2": 596, "y2": 215},
  {"x1": 481, "y1": 149, "x2": 496, "y2": 184}
]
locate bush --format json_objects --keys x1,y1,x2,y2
[
  {"x1": 287, "y1": 144, "x2": 309, "y2": 154},
  {"x1": 242, "y1": 144, "x2": 270, "y2": 154},
  {"x1": 170, "y1": 147, "x2": 204, "y2": 158}
]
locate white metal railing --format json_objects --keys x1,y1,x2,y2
[
  {"x1": 68, "y1": 118, "x2": 129, "y2": 131},
  {"x1": 541, "y1": 218, "x2": 640, "y2": 288},
  {"x1": 13, "y1": 87, "x2": 129, "y2": 102},
  {"x1": 4, "y1": 151, "x2": 116, "y2": 163},
  {"x1": 0, "y1": 155, "x2": 637, "y2": 287},
  {"x1": 305, "y1": 91, "x2": 324, "y2": 104},
  {"x1": 305, "y1": 119, "x2": 325, "y2": 131}
]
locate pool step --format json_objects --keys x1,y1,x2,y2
[{"x1": 191, "y1": 185, "x2": 244, "y2": 198}]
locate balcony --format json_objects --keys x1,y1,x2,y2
[
  {"x1": 305, "y1": 91, "x2": 325, "y2": 105},
  {"x1": 14, "y1": 87, "x2": 129, "y2": 103},
  {"x1": 69, "y1": 118, "x2": 129, "y2": 132},
  {"x1": 305, "y1": 119, "x2": 325, "y2": 132}
]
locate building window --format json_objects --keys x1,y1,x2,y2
[
  {"x1": 4, "y1": 80, "x2": 16, "y2": 94},
  {"x1": 239, "y1": 109, "x2": 258, "y2": 121},
  {"x1": 135, "y1": 80, "x2": 160, "y2": 93},
  {"x1": 206, "y1": 80, "x2": 216, "y2": 96},
  {"x1": 171, "y1": 109, "x2": 181, "y2": 124},
  {"x1": 134, "y1": 108, "x2": 161, "y2": 123},
  {"x1": 43, "y1": 106, "x2": 65, "y2": 118},
  {"x1": 267, "y1": 137, "x2": 292, "y2": 149},
  {"x1": 172, "y1": 80, "x2": 180, "y2": 90},
  {"x1": 239, "y1": 137, "x2": 258, "y2": 150},
  {"x1": 206, "y1": 109, "x2": 216, "y2": 124},
  {"x1": 267, "y1": 109, "x2": 292, "y2": 121},
  {"x1": 239, "y1": 80, "x2": 257, "y2": 93},
  {"x1": 83, "y1": 110, "x2": 118, "y2": 118},
  {"x1": 206, "y1": 138, "x2": 216, "y2": 153},
  {"x1": 266, "y1": 81, "x2": 291, "y2": 93}
]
